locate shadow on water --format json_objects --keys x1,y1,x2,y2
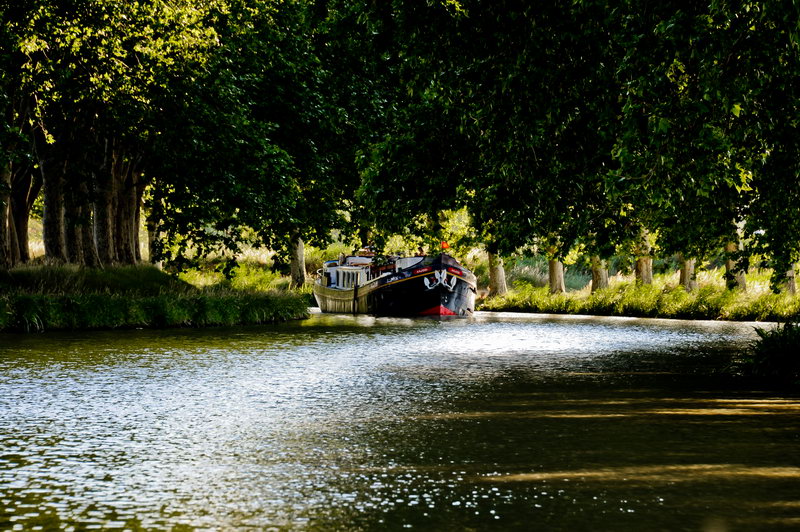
[{"x1": 1, "y1": 312, "x2": 798, "y2": 530}]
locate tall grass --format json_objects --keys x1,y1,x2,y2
[
  {"x1": 505, "y1": 255, "x2": 591, "y2": 291},
  {"x1": 1, "y1": 263, "x2": 194, "y2": 296},
  {"x1": 1, "y1": 292, "x2": 309, "y2": 332},
  {"x1": 481, "y1": 271, "x2": 800, "y2": 321},
  {"x1": 0, "y1": 263, "x2": 309, "y2": 332}
]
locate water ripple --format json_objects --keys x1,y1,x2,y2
[{"x1": 1, "y1": 313, "x2": 793, "y2": 530}]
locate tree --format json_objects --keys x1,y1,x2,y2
[
  {"x1": 733, "y1": 1, "x2": 800, "y2": 291},
  {"x1": 11, "y1": 0, "x2": 225, "y2": 266}
]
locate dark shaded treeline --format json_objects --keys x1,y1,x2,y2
[{"x1": 2, "y1": 1, "x2": 799, "y2": 292}]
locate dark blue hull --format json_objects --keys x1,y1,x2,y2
[{"x1": 370, "y1": 254, "x2": 477, "y2": 317}]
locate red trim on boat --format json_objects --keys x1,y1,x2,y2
[{"x1": 419, "y1": 305, "x2": 457, "y2": 316}]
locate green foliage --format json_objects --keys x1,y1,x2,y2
[
  {"x1": 354, "y1": 0, "x2": 629, "y2": 258},
  {"x1": 479, "y1": 284, "x2": 580, "y2": 314},
  {"x1": 737, "y1": 321, "x2": 800, "y2": 388},
  {"x1": 725, "y1": 292, "x2": 800, "y2": 322},
  {"x1": 462, "y1": 251, "x2": 490, "y2": 290},
  {"x1": 228, "y1": 263, "x2": 286, "y2": 292},
  {"x1": 350, "y1": 0, "x2": 800, "y2": 288},
  {"x1": 304, "y1": 242, "x2": 351, "y2": 275}
]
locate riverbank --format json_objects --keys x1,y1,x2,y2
[
  {"x1": 0, "y1": 264, "x2": 309, "y2": 332},
  {"x1": 479, "y1": 279, "x2": 800, "y2": 321}
]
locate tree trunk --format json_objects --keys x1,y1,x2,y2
[
  {"x1": 635, "y1": 257, "x2": 653, "y2": 285},
  {"x1": 679, "y1": 255, "x2": 698, "y2": 292},
  {"x1": 289, "y1": 231, "x2": 307, "y2": 288},
  {"x1": 64, "y1": 176, "x2": 91, "y2": 265},
  {"x1": 76, "y1": 180, "x2": 100, "y2": 267},
  {"x1": 0, "y1": 160, "x2": 12, "y2": 269},
  {"x1": 63, "y1": 173, "x2": 97, "y2": 266},
  {"x1": 590, "y1": 256, "x2": 609, "y2": 292},
  {"x1": 63, "y1": 182, "x2": 85, "y2": 265},
  {"x1": 10, "y1": 167, "x2": 39, "y2": 263},
  {"x1": 145, "y1": 184, "x2": 162, "y2": 268},
  {"x1": 488, "y1": 252, "x2": 508, "y2": 296},
  {"x1": 785, "y1": 265, "x2": 797, "y2": 295},
  {"x1": 724, "y1": 241, "x2": 747, "y2": 291},
  {"x1": 549, "y1": 259, "x2": 566, "y2": 294},
  {"x1": 634, "y1": 228, "x2": 653, "y2": 285},
  {"x1": 115, "y1": 171, "x2": 138, "y2": 265},
  {"x1": 10, "y1": 180, "x2": 30, "y2": 264},
  {"x1": 81, "y1": 215, "x2": 100, "y2": 268},
  {"x1": 358, "y1": 225, "x2": 372, "y2": 250},
  {"x1": 93, "y1": 153, "x2": 117, "y2": 266},
  {"x1": 8, "y1": 207, "x2": 20, "y2": 265},
  {"x1": 42, "y1": 160, "x2": 68, "y2": 262}
]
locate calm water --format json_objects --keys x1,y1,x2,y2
[{"x1": 1, "y1": 312, "x2": 798, "y2": 531}]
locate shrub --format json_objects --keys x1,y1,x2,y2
[{"x1": 462, "y1": 250, "x2": 490, "y2": 290}]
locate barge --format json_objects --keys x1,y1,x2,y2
[{"x1": 313, "y1": 252, "x2": 477, "y2": 317}]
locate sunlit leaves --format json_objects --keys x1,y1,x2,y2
[{"x1": 19, "y1": 0, "x2": 223, "y2": 114}]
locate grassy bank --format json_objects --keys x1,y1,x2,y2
[
  {"x1": 480, "y1": 272, "x2": 800, "y2": 321},
  {"x1": 0, "y1": 264, "x2": 309, "y2": 332}
]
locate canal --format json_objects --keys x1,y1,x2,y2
[{"x1": 1, "y1": 312, "x2": 798, "y2": 530}]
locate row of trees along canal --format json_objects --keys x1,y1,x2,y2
[{"x1": 2, "y1": 1, "x2": 799, "y2": 295}]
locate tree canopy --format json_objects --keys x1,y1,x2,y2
[{"x1": 1, "y1": 0, "x2": 798, "y2": 289}]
